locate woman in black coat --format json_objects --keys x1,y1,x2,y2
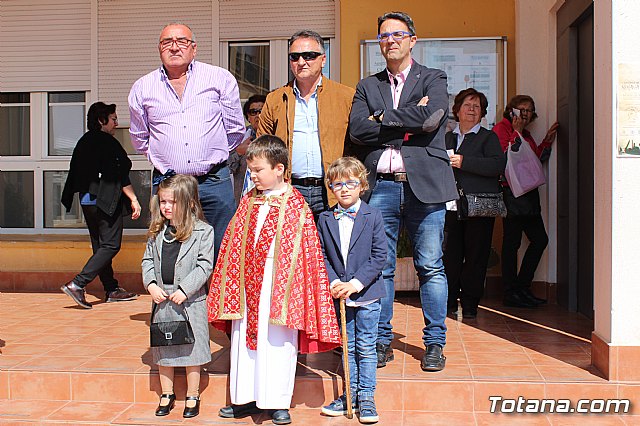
[
  {"x1": 444, "y1": 89, "x2": 506, "y2": 319},
  {"x1": 60, "y1": 102, "x2": 141, "y2": 309}
]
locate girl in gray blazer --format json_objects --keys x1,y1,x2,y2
[{"x1": 142, "y1": 174, "x2": 214, "y2": 419}]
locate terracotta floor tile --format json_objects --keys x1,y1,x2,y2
[
  {"x1": 0, "y1": 399, "x2": 69, "y2": 421},
  {"x1": 467, "y1": 351, "x2": 535, "y2": 367},
  {"x1": 475, "y1": 412, "x2": 551, "y2": 425},
  {"x1": 547, "y1": 414, "x2": 626, "y2": 425},
  {"x1": 9, "y1": 371, "x2": 71, "y2": 400},
  {"x1": 471, "y1": 365, "x2": 543, "y2": 381},
  {"x1": 75, "y1": 356, "x2": 143, "y2": 373},
  {"x1": 464, "y1": 341, "x2": 526, "y2": 353},
  {"x1": 0, "y1": 371, "x2": 7, "y2": 399},
  {"x1": 12, "y1": 355, "x2": 89, "y2": 371},
  {"x1": 45, "y1": 400, "x2": 132, "y2": 422},
  {"x1": 617, "y1": 385, "x2": 640, "y2": 415},
  {"x1": 536, "y1": 365, "x2": 605, "y2": 382},
  {"x1": 71, "y1": 372, "x2": 135, "y2": 402},
  {"x1": 403, "y1": 411, "x2": 476, "y2": 425},
  {"x1": 544, "y1": 383, "x2": 618, "y2": 401},
  {"x1": 45, "y1": 344, "x2": 111, "y2": 357},
  {"x1": 403, "y1": 381, "x2": 473, "y2": 411},
  {"x1": 0, "y1": 343, "x2": 57, "y2": 356}
]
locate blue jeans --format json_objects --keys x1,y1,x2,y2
[
  {"x1": 198, "y1": 166, "x2": 235, "y2": 265},
  {"x1": 368, "y1": 179, "x2": 448, "y2": 348},
  {"x1": 339, "y1": 300, "x2": 381, "y2": 400},
  {"x1": 292, "y1": 184, "x2": 328, "y2": 221}
]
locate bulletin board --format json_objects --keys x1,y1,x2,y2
[{"x1": 360, "y1": 37, "x2": 507, "y2": 128}]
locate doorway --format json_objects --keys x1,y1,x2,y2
[{"x1": 556, "y1": 0, "x2": 594, "y2": 318}]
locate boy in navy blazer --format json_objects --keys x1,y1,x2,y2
[{"x1": 317, "y1": 157, "x2": 387, "y2": 423}]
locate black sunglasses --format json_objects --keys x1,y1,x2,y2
[{"x1": 288, "y1": 51, "x2": 323, "y2": 62}]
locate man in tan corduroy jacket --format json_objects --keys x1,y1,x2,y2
[{"x1": 257, "y1": 29, "x2": 355, "y2": 216}]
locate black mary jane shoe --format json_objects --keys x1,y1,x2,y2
[
  {"x1": 183, "y1": 395, "x2": 200, "y2": 418},
  {"x1": 155, "y1": 393, "x2": 176, "y2": 416}
]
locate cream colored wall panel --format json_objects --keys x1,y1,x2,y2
[
  {"x1": 0, "y1": 0, "x2": 91, "y2": 92},
  {"x1": 219, "y1": 0, "x2": 335, "y2": 40},
  {"x1": 97, "y1": 0, "x2": 213, "y2": 123}
]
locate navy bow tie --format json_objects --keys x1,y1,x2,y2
[
  {"x1": 334, "y1": 206, "x2": 357, "y2": 220},
  {"x1": 152, "y1": 169, "x2": 176, "y2": 186}
]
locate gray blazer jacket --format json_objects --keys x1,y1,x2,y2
[{"x1": 142, "y1": 219, "x2": 215, "y2": 303}]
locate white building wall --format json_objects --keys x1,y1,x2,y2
[
  {"x1": 97, "y1": 0, "x2": 214, "y2": 124},
  {"x1": 514, "y1": 0, "x2": 561, "y2": 284},
  {"x1": 0, "y1": 0, "x2": 91, "y2": 92}
]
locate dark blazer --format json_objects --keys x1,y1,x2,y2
[
  {"x1": 317, "y1": 201, "x2": 387, "y2": 303},
  {"x1": 348, "y1": 61, "x2": 457, "y2": 204},
  {"x1": 61, "y1": 130, "x2": 132, "y2": 217},
  {"x1": 445, "y1": 127, "x2": 505, "y2": 193}
]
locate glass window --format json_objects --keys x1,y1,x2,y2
[
  {"x1": 122, "y1": 170, "x2": 152, "y2": 229},
  {"x1": 0, "y1": 171, "x2": 34, "y2": 228},
  {"x1": 229, "y1": 42, "x2": 270, "y2": 99},
  {"x1": 0, "y1": 93, "x2": 30, "y2": 156},
  {"x1": 43, "y1": 171, "x2": 83, "y2": 228},
  {"x1": 113, "y1": 127, "x2": 138, "y2": 155},
  {"x1": 44, "y1": 170, "x2": 152, "y2": 229},
  {"x1": 48, "y1": 92, "x2": 85, "y2": 156},
  {"x1": 288, "y1": 38, "x2": 331, "y2": 81}
]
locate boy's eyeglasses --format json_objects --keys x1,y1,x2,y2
[
  {"x1": 248, "y1": 108, "x2": 262, "y2": 116},
  {"x1": 329, "y1": 180, "x2": 360, "y2": 191},
  {"x1": 288, "y1": 51, "x2": 323, "y2": 62}
]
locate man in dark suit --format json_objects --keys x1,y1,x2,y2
[{"x1": 348, "y1": 11, "x2": 457, "y2": 372}]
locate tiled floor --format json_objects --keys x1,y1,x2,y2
[{"x1": 0, "y1": 291, "x2": 638, "y2": 424}]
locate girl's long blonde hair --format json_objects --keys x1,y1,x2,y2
[{"x1": 148, "y1": 174, "x2": 204, "y2": 242}]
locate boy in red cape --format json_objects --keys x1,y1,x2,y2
[{"x1": 207, "y1": 135, "x2": 340, "y2": 425}]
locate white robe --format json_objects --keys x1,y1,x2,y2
[{"x1": 229, "y1": 187, "x2": 299, "y2": 409}]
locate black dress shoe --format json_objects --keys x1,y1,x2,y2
[
  {"x1": 155, "y1": 393, "x2": 176, "y2": 416},
  {"x1": 421, "y1": 344, "x2": 446, "y2": 372},
  {"x1": 61, "y1": 281, "x2": 92, "y2": 309},
  {"x1": 218, "y1": 401, "x2": 262, "y2": 418},
  {"x1": 183, "y1": 396, "x2": 200, "y2": 418},
  {"x1": 521, "y1": 288, "x2": 547, "y2": 304},
  {"x1": 503, "y1": 291, "x2": 537, "y2": 308},
  {"x1": 376, "y1": 342, "x2": 394, "y2": 368},
  {"x1": 270, "y1": 409, "x2": 292, "y2": 425}
]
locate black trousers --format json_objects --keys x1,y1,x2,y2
[
  {"x1": 74, "y1": 205, "x2": 123, "y2": 292},
  {"x1": 501, "y1": 214, "x2": 548, "y2": 295},
  {"x1": 444, "y1": 211, "x2": 495, "y2": 311}
]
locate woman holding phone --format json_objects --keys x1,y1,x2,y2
[{"x1": 493, "y1": 95, "x2": 558, "y2": 309}]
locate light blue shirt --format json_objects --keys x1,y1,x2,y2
[
  {"x1": 452, "y1": 122, "x2": 482, "y2": 151},
  {"x1": 291, "y1": 80, "x2": 323, "y2": 178}
]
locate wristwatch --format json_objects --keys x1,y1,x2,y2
[{"x1": 373, "y1": 109, "x2": 385, "y2": 123}]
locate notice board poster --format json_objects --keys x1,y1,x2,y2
[
  {"x1": 617, "y1": 63, "x2": 640, "y2": 157},
  {"x1": 361, "y1": 38, "x2": 506, "y2": 129}
]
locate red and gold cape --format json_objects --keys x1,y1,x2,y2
[{"x1": 207, "y1": 184, "x2": 340, "y2": 354}]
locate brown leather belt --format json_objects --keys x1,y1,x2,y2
[
  {"x1": 377, "y1": 172, "x2": 408, "y2": 182},
  {"x1": 291, "y1": 177, "x2": 324, "y2": 187}
]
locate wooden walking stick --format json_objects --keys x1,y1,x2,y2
[{"x1": 339, "y1": 297, "x2": 353, "y2": 419}]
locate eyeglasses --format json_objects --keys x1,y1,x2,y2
[
  {"x1": 288, "y1": 51, "x2": 323, "y2": 62},
  {"x1": 377, "y1": 31, "x2": 413, "y2": 42},
  {"x1": 159, "y1": 37, "x2": 193, "y2": 50},
  {"x1": 518, "y1": 108, "x2": 534, "y2": 114},
  {"x1": 248, "y1": 108, "x2": 262, "y2": 116},
  {"x1": 329, "y1": 180, "x2": 360, "y2": 191},
  {"x1": 110, "y1": 116, "x2": 118, "y2": 122}
]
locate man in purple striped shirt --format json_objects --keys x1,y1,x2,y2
[{"x1": 129, "y1": 23, "x2": 245, "y2": 262}]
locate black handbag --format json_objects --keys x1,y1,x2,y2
[
  {"x1": 150, "y1": 302, "x2": 195, "y2": 347},
  {"x1": 456, "y1": 185, "x2": 507, "y2": 220}
]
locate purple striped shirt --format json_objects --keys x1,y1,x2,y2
[{"x1": 128, "y1": 60, "x2": 245, "y2": 175}]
